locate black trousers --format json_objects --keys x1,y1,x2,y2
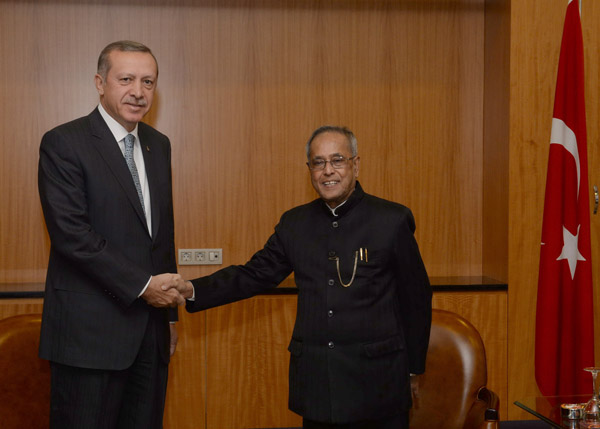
[
  {"x1": 49, "y1": 316, "x2": 168, "y2": 429},
  {"x1": 303, "y1": 411, "x2": 409, "y2": 429}
]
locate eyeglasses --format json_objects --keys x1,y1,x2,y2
[{"x1": 307, "y1": 156, "x2": 356, "y2": 171}]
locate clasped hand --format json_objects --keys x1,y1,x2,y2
[
  {"x1": 142, "y1": 273, "x2": 190, "y2": 308},
  {"x1": 162, "y1": 277, "x2": 194, "y2": 300}
]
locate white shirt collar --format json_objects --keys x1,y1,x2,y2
[
  {"x1": 327, "y1": 199, "x2": 348, "y2": 217},
  {"x1": 97, "y1": 103, "x2": 139, "y2": 143}
]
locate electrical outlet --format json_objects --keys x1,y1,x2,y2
[
  {"x1": 194, "y1": 250, "x2": 207, "y2": 263},
  {"x1": 178, "y1": 248, "x2": 223, "y2": 265},
  {"x1": 179, "y1": 250, "x2": 193, "y2": 263}
]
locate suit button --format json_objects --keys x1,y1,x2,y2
[
  {"x1": 328, "y1": 251, "x2": 336, "y2": 257},
  {"x1": 332, "y1": 221, "x2": 339, "y2": 228},
  {"x1": 328, "y1": 279, "x2": 334, "y2": 286},
  {"x1": 328, "y1": 341, "x2": 335, "y2": 349},
  {"x1": 328, "y1": 310, "x2": 333, "y2": 317}
]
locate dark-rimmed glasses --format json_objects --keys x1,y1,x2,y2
[{"x1": 307, "y1": 156, "x2": 356, "y2": 171}]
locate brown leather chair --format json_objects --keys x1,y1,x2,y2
[
  {"x1": 0, "y1": 313, "x2": 50, "y2": 429},
  {"x1": 410, "y1": 309, "x2": 499, "y2": 429}
]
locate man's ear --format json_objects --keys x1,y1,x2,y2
[{"x1": 94, "y1": 74, "x2": 105, "y2": 96}]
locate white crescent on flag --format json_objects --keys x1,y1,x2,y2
[{"x1": 550, "y1": 117, "x2": 580, "y2": 197}]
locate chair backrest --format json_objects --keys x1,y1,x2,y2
[
  {"x1": 0, "y1": 313, "x2": 50, "y2": 429},
  {"x1": 410, "y1": 309, "x2": 490, "y2": 429}
]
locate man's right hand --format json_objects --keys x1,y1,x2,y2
[
  {"x1": 162, "y1": 279, "x2": 194, "y2": 300},
  {"x1": 142, "y1": 273, "x2": 186, "y2": 307}
]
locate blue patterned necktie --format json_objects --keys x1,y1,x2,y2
[{"x1": 123, "y1": 134, "x2": 145, "y2": 215}]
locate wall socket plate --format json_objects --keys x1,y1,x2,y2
[{"x1": 178, "y1": 248, "x2": 223, "y2": 265}]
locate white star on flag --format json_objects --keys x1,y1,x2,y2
[{"x1": 556, "y1": 224, "x2": 586, "y2": 279}]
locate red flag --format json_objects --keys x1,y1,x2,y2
[{"x1": 536, "y1": 0, "x2": 594, "y2": 396}]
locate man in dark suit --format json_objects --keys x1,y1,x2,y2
[
  {"x1": 171, "y1": 126, "x2": 432, "y2": 428},
  {"x1": 38, "y1": 40, "x2": 185, "y2": 429}
]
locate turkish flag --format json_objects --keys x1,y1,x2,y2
[{"x1": 535, "y1": 0, "x2": 594, "y2": 396}]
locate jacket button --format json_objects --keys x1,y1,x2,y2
[
  {"x1": 332, "y1": 221, "x2": 339, "y2": 228},
  {"x1": 328, "y1": 279, "x2": 334, "y2": 286},
  {"x1": 328, "y1": 251, "x2": 336, "y2": 257},
  {"x1": 328, "y1": 341, "x2": 335, "y2": 349},
  {"x1": 328, "y1": 310, "x2": 333, "y2": 317}
]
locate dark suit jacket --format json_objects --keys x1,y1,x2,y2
[
  {"x1": 186, "y1": 182, "x2": 432, "y2": 424},
  {"x1": 38, "y1": 108, "x2": 177, "y2": 370}
]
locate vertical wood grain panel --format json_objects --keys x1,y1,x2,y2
[
  {"x1": 205, "y1": 295, "x2": 300, "y2": 429},
  {"x1": 581, "y1": 1, "x2": 600, "y2": 382},
  {"x1": 483, "y1": 0, "x2": 509, "y2": 282},
  {"x1": 508, "y1": 2, "x2": 558, "y2": 417},
  {"x1": 163, "y1": 310, "x2": 207, "y2": 429},
  {"x1": 0, "y1": 299, "x2": 44, "y2": 320}
]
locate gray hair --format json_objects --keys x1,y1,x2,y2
[
  {"x1": 97, "y1": 40, "x2": 158, "y2": 79},
  {"x1": 305, "y1": 126, "x2": 358, "y2": 160}
]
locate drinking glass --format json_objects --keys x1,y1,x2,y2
[{"x1": 582, "y1": 367, "x2": 600, "y2": 428}]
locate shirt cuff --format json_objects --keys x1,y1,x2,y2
[{"x1": 138, "y1": 276, "x2": 152, "y2": 297}]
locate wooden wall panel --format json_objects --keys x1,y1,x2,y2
[
  {"x1": 582, "y1": 2, "x2": 600, "y2": 378},
  {"x1": 163, "y1": 310, "x2": 207, "y2": 429},
  {"x1": 0, "y1": 0, "x2": 487, "y2": 287},
  {"x1": 508, "y1": 0, "x2": 600, "y2": 420},
  {"x1": 205, "y1": 295, "x2": 300, "y2": 429},
  {"x1": 483, "y1": 0, "x2": 509, "y2": 283},
  {"x1": 0, "y1": 299, "x2": 43, "y2": 320}
]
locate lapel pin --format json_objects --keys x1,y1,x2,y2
[{"x1": 146, "y1": 145, "x2": 150, "y2": 152}]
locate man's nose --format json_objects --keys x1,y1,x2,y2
[
  {"x1": 130, "y1": 80, "x2": 143, "y2": 98},
  {"x1": 323, "y1": 161, "x2": 336, "y2": 174}
]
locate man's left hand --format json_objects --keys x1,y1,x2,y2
[
  {"x1": 169, "y1": 323, "x2": 178, "y2": 356},
  {"x1": 410, "y1": 374, "x2": 421, "y2": 407}
]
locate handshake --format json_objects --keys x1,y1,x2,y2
[{"x1": 141, "y1": 273, "x2": 194, "y2": 308}]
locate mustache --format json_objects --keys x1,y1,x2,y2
[{"x1": 124, "y1": 97, "x2": 148, "y2": 107}]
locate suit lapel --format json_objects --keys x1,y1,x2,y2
[
  {"x1": 139, "y1": 125, "x2": 161, "y2": 240},
  {"x1": 88, "y1": 109, "x2": 150, "y2": 234}
]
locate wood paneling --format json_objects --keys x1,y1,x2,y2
[
  {"x1": 0, "y1": 0, "x2": 489, "y2": 286},
  {"x1": 205, "y1": 295, "x2": 301, "y2": 429},
  {"x1": 483, "y1": 0, "x2": 510, "y2": 283},
  {"x1": 163, "y1": 309, "x2": 207, "y2": 429},
  {"x1": 0, "y1": 299, "x2": 43, "y2": 320}
]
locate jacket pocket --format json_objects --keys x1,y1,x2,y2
[
  {"x1": 363, "y1": 335, "x2": 404, "y2": 358},
  {"x1": 287, "y1": 338, "x2": 303, "y2": 356}
]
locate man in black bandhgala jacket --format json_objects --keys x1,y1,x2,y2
[{"x1": 171, "y1": 125, "x2": 432, "y2": 429}]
